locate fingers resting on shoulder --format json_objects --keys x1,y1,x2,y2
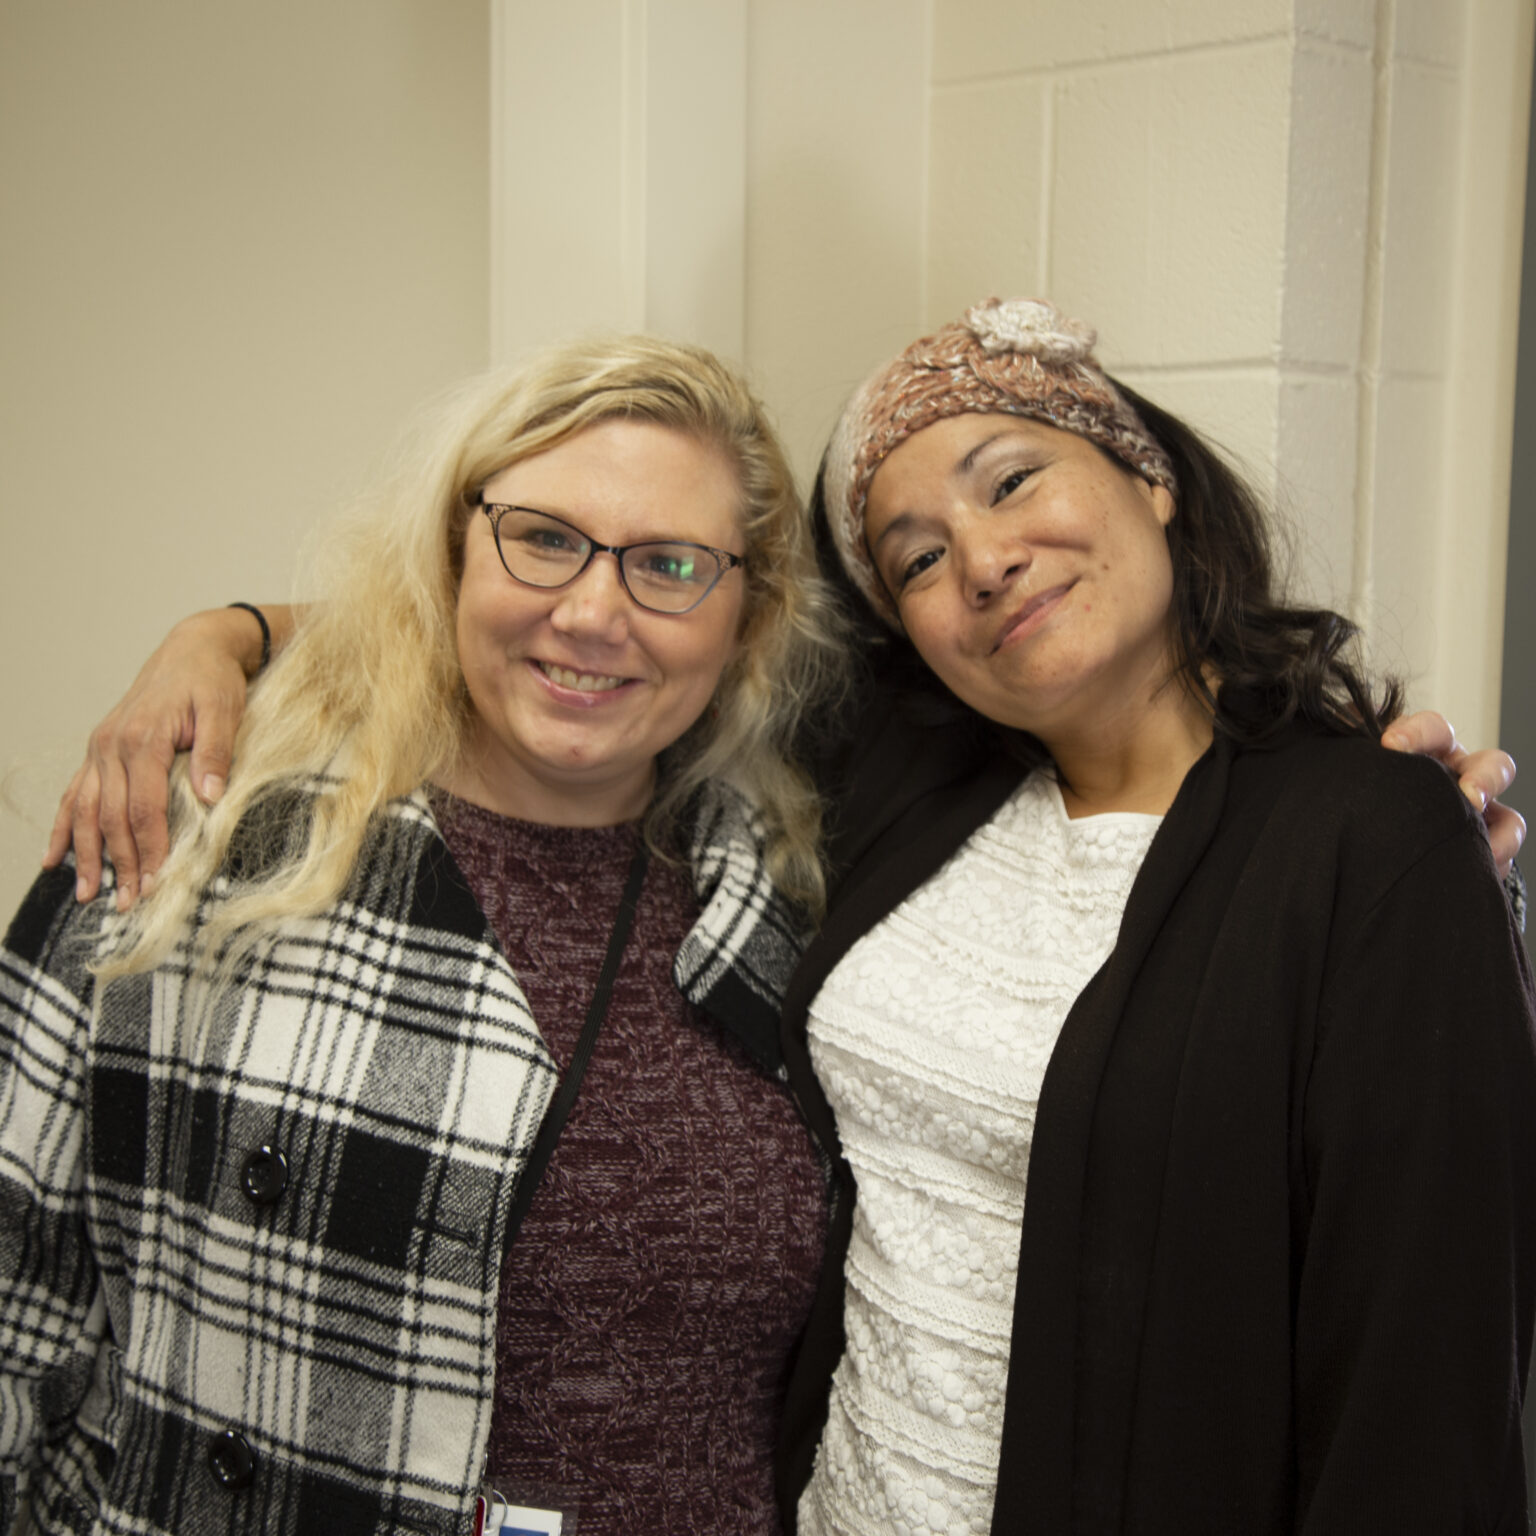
[
  {"x1": 42, "y1": 609, "x2": 259, "y2": 909},
  {"x1": 1381, "y1": 709, "x2": 1524, "y2": 880}
]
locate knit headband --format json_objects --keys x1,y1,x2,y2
[{"x1": 822, "y1": 297, "x2": 1177, "y2": 626}]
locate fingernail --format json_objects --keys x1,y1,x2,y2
[
  {"x1": 140, "y1": 871, "x2": 157, "y2": 897},
  {"x1": 1382, "y1": 730, "x2": 1405, "y2": 750},
  {"x1": 75, "y1": 876, "x2": 89, "y2": 902},
  {"x1": 116, "y1": 887, "x2": 133, "y2": 912},
  {"x1": 1464, "y1": 783, "x2": 1488, "y2": 812},
  {"x1": 201, "y1": 773, "x2": 226, "y2": 802}
]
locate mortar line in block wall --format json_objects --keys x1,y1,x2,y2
[
  {"x1": 1038, "y1": 82, "x2": 1055, "y2": 297},
  {"x1": 1110, "y1": 359, "x2": 1326, "y2": 379},
  {"x1": 929, "y1": 30, "x2": 1368, "y2": 93},
  {"x1": 919, "y1": 0, "x2": 935, "y2": 327},
  {"x1": 1350, "y1": 0, "x2": 1396, "y2": 633}
]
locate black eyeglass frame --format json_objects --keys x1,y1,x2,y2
[{"x1": 477, "y1": 501, "x2": 745, "y2": 615}]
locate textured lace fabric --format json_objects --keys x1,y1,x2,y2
[
  {"x1": 433, "y1": 793, "x2": 827, "y2": 1536},
  {"x1": 800, "y1": 772, "x2": 1160, "y2": 1536}
]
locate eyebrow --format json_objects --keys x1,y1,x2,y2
[
  {"x1": 956, "y1": 430, "x2": 1010, "y2": 478},
  {"x1": 870, "y1": 510, "x2": 917, "y2": 553}
]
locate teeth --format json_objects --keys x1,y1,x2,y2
[{"x1": 540, "y1": 662, "x2": 627, "y2": 692}]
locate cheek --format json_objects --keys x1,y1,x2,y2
[
  {"x1": 454, "y1": 573, "x2": 526, "y2": 692},
  {"x1": 1102, "y1": 540, "x2": 1177, "y2": 652},
  {"x1": 454, "y1": 585, "x2": 487, "y2": 673},
  {"x1": 1134, "y1": 525, "x2": 1176, "y2": 610},
  {"x1": 678, "y1": 623, "x2": 736, "y2": 701},
  {"x1": 688, "y1": 589, "x2": 747, "y2": 688}
]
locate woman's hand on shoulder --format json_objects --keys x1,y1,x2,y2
[
  {"x1": 42, "y1": 606, "x2": 278, "y2": 910},
  {"x1": 1381, "y1": 710, "x2": 1525, "y2": 879}
]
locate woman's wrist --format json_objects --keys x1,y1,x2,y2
[
  {"x1": 183, "y1": 602, "x2": 294, "y2": 679},
  {"x1": 169, "y1": 606, "x2": 268, "y2": 680},
  {"x1": 227, "y1": 602, "x2": 271, "y2": 674}
]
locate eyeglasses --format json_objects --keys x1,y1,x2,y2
[{"x1": 478, "y1": 502, "x2": 745, "y2": 615}]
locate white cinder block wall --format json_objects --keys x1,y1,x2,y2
[
  {"x1": 488, "y1": 0, "x2": 1529, "y2": 745},
  {"x1": 925, "y1": 0, "x2": 1532, "y2": 739},
  {"x1": 4, "y1": 0, "x2": 1529, "y2": 920}
]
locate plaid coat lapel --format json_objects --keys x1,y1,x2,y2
[
  {"x1": 2, "y1": 795, "x2": 556, "y2": 1534},
  {"x1": 672, "y1": 780, "x2": 813, "y2": 1075}
]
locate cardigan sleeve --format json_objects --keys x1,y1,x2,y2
[
  {"x1": 0, "y1": 867, "x2": 111, "y2": 1533},
  {"x1": 1294, "y1": 816, "x2": 1536, "y2": 1531}
]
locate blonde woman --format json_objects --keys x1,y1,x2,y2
[{"x1": 1, "y1": 337, "x2": 846, "y2": 1535}]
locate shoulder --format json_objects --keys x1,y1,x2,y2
[
  {"x1": 1229, "y1": 728, "x2": 1491, "y2": 909},
  {"x1": 360, "y1": 791, "x2": 501, "y2": 948},
  {"x1": 3, "y1": 862, "x2": 117, "y2": 1006},
  {"x1": 1250, "y1": 729, "x2": 1475, "y2": 833}
]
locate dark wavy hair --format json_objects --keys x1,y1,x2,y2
[
  {"x1": 1122, "y1": 382, "x2": 1402, "y2": 743},
  {"x1": 808, "y1": 382, "x2": 1402, "y2": 772}
]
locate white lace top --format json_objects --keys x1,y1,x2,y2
[{"x1": 799, "y1": 771, "x2": 1162, "y2": 1536}]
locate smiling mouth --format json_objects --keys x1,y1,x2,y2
[
  {"x1": 537, "y1": 661, "x2": 630, "y2": 693},
  {"x1": 992, "y1": 583, "x2": 1074, "y2": 653}
]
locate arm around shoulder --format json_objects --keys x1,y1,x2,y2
[{"x1": 43, "y1": 603, "x2": 298, "y2": 909}]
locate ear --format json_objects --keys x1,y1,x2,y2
[{"x1": 1148, "y1": 481, "x2": 1176, "y2": 529}]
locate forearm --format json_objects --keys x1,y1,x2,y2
[{"x1": 208, "y1": 602, "x2": 300, "y2": 677}]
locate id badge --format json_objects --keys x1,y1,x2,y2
[{"x1": 474, "y1": 1492, "x2": 563, "y2": 1536}]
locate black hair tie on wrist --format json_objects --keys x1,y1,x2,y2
[{"x1": 228, "y1": 602, "x2": 272, "y2": 674}]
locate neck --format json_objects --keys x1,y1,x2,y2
[
  {"x1": 1045, "y1": 680, "x2": 1214, "y2": 819},
  {"x1": 434, "y1": 738, "x2": 655, "y2": 828}
]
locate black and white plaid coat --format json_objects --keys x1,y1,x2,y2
[{"x1": 0, "y1": 783, "x2": 806, "y2": 1536}]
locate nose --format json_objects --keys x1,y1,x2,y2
[
  {"x1": 548, "y1": 552, "x2": 633, "y2": 642},
  {"x1": 958, "y1": 521, "x2": 1030, "y2": 607}
]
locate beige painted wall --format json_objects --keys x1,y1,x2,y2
[{"x1": 0, "y1": 0, "x2": 491, "y2": 918}]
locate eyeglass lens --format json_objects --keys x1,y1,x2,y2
[{"x1": 492, "y1": 507, "x2": 727, "y2": 614}]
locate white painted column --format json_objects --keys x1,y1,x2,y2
[
  {"x1": 489, "y1": 0, "x2": 747, "y2": 364},
  {"x1": 1435, "y1": 0, "x2": 1534, "y2": 740}
]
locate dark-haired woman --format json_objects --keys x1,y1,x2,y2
[{"x1": 777, "y1": 300, "x2": 1536, "y2": 1534}]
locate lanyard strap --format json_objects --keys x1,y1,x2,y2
[{"x1": 503, "y1": 840, "x2": 651, "y2": 1253}]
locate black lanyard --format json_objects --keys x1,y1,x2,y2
[{"x1": 502, "y1": 840, "x2": 650, "y2": 1252}]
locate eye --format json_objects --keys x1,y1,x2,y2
[
  {"x1": 525, "y1": 528, "x2": 577, "y2": 551},
  {"x1": 508, "y1": 522, "x2": 582, "y2": 559},
  {"x1": 991, "y1": 466, "x2": 1034, "y2": 505},
  {"x1": 891, "y1": 547, "x2": 942, "y2": 591},
  {"x1": 637, "y1": 549, "x2": 697, "y2": 582},
  {"x1": 628, "y1": 544, "x2": 712, "y2": 591}
]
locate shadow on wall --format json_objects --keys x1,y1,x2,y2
[{"x1": 745, "y1": 147, "x2": 928, "y2": 491}]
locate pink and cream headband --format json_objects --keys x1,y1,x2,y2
[{"x1": 822, "y1": 298, "x2": 1177, "y2": 625}]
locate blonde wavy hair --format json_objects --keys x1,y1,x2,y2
[{"x1": 101, "y1": 335, "x2": 846, "y2": 981}]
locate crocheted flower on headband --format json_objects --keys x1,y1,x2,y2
[
  {"x1": 966, "y1": 297, "x2": 1097, "y2": 362},
  {"x1": 822, "y1": 297, "x2": 1176, "y2": 627}
]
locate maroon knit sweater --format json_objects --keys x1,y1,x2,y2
[{"x1": 433, "y1": 794, "x2": 827, "y2": 1535}]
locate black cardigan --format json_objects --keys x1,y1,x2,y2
[{"x1": 776, "y1": 715, "x2": 1536, "y2": 1534}]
